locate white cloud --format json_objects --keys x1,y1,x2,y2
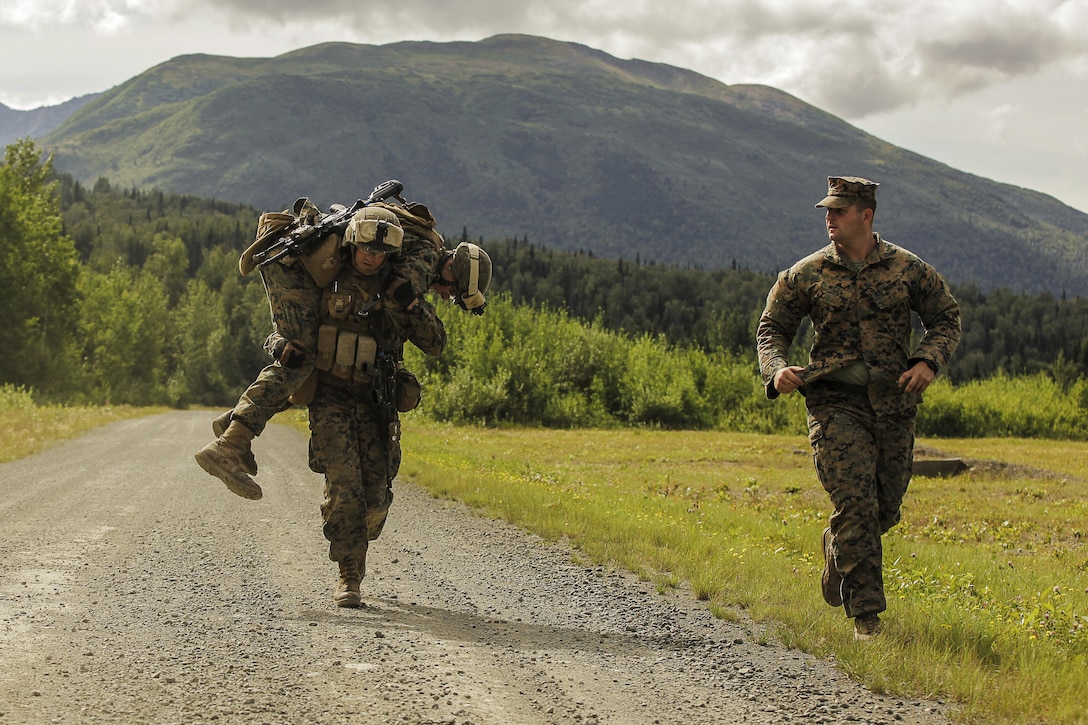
[
  {"x1": 3, "y1": 0, "x2": 1088, "y2": 211},
  {"x1": 6, "y1": 0, "x2": 1088, "y2": 119}
]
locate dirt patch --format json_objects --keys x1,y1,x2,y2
[{"x1": 914, "y1": 444, "x2": 1078, "y2": 482}]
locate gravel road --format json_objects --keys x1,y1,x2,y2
[{"x1": 0, "y1": 411, "x2": 951, "y2": 724}]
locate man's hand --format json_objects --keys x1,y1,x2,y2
[
  {"x1": 773, "y1": 366, "x2": 806, "y2": 395},
  {"x1": 279, "y1": 339, "x2": 307, "y2": 369},
  {"x1": 898, "y1": 361, "x2": 935, "y2": 394}
]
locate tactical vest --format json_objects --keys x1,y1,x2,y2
[{"x1": 314, "y1": 271, "x2": 387, "y2": 387}]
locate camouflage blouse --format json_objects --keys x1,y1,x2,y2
[{"x1": 756, "y1": 234, "x2": 961, "y2": 416}]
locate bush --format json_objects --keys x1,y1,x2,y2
[{"x1": 0, "y1": 384, "x2": 37, "y2": 411}]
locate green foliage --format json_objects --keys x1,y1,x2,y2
[
  {"x1": 0, "y1": 140, "x2": 269, "y2": 405},
  {"x1": 918, "y1": 373, "x2": 1088, "y2": 439},
  {"x1": 0, "y1": 384, "x2": 37, "y2": 411},
  {"x1": 405, "y1": 293, "x2": 799, "y2": 432},
  {"x1": 491, "y1": 238, "x2": 767, "y2": 355},
  {"x1": 403, "y1": 291, "x2": 1088, "y2": 439},
  {"x1": 0, "y1": 140, "x2": 83, "y2": 396},
  {"x1": 76, "y1": 264, "x2": 171, "y2": 405},
  {"x1": 6, "y1": 136, "x2": 1088, "y2": 434},
  {"x1": 488, "y1": 238, "x2": 1088, "y2": 384},
  {"x1": 408, "y1": 298, "x2": 628, "y2": 427}
]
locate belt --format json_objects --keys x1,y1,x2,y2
[{"x1": 810, "y1": 379, "x2": 869, "y2": 397}]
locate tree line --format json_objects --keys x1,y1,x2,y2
[
  {"x1": 483, "y1": 235, "x2": 1088, "y2": 385},
  {"x1": 4, "y1": 138, "x2": 1088, "y2": 421}
]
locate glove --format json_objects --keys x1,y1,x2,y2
[
  {"x1": 386, "y1": 277, "x2": 419, "y2": 310},
  {"x1": 279, "y1": 339, "x2": 307, "y2": 369}
]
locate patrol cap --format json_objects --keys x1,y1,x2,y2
[
  {"x1": 344, "y1": 206, "x2": 404, "y2": 253},
  {"x1": 451, "y1": 242, "x2": 492, "y2": 312},
  {"x1": 815, "y1": 176, "x2": 879, "y2": 209}
]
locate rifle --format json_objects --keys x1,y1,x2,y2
[
  {"x1": 253, "y1": 179, "x2": 406, "y2": 267},
  {"x1": 371, "y1": 350, "x2": 401, "y2": 485}
]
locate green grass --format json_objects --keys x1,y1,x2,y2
[
  {"x1": 388, "y1": 418, "x2": 1088, "y2": 725},
  {"x1": 0, "y1": 385, "x2": 167, "y2": 463}
]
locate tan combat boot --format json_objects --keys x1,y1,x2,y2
[
  {"x1": 194, "y1": 420, "x2": 262, "y2": 500},
  {"x1": 211, "y1": 410, "x2": 257, "y2": 476},
  {"x1": 854, "y1": 613, "x2": 882, "y2": 641},
  {"x1": 333, "y1": 554, "x2": 365, "y2": 608}
]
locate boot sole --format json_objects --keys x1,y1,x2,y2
[
  {"x1": 334, "y1": 592, "x2": 362, "y2": 608},
  {"x1": 194, "y1": 450, "x2": 263, "y2": 500}
]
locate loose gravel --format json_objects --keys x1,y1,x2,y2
[{"x1": 0, "y1": 411, "x2": 951, "y2": 724}]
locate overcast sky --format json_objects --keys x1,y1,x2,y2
[{"x1": 3, "y1": 0, "x2": 1087, "y2": 213}]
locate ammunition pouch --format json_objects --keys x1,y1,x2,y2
[
  {"x1": 315, "y1": 325, "x2": 377, "y2": 386},
  {"x1": 395, "y1": 368, "x2": 422, "y2": 412}
]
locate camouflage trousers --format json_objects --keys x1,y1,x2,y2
[
  {"x1": 805, "y1": 383, "x2": 916, "y2": 618},
  {"x1": 233, "y1": 258, "x2": 322, "y2": 435},
  {"x1": 308, "y1": 382, "x2": 402, "y2": 563}
]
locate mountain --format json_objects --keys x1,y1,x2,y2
[
  {"x1": 38, "y1": 34, "x2": 1088, "y2": 295},
  {"x1": 0, "y1": 94, "x2": 100, "y2": 146}
]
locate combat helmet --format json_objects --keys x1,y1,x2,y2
[
  {"x1": 451, "y1": 242, "x2": 492, "y2": 314},
  {"x1": 344, "y1": 206, "x2": 404, "y2": 253}
]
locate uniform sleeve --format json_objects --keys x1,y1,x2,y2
[
  {"x1": 264, "y1": 331, "x2": 287, "y2": 360},
  {"x1": 756, "y1": 269, "x2": 807, "y2": 394},
  {"x1": 392, "y1": 237, "x2": 444, "y2": 297},
  {"x1": 909, "y1": 264, "x2": 961, "y2": 371},
  {"x1": 388, "y1": 298, "x2": 446, "y2": 357}
]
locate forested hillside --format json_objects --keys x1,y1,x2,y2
[
  {"x1": 484, "y1": 237, "x2": 1088, "y2": 385},
  {"x1": 3, "y1": 139, "x2": 1088, "y2": 424},
  {"x1": 38, "y1": 34, "x2": 1088, "y2": 296}
]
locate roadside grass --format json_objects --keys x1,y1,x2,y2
[
  {"x1": 0, "y1": 385, "x2": 166, "y2": 463},
  {"x1": 395, "y1": 419, "x2": 1088, "y2": 725}
]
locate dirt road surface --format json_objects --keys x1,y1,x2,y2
[{"x1": 0, "y1": 411, "x2": 951, "y2": 724}]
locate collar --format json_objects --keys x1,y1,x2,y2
[{"x1": 823, "y1": 232, "x2": 888, "y2": 268}]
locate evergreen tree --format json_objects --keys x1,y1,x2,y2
[{"x1": 0, "y1": 139, "x2": 82, "y2": 397}]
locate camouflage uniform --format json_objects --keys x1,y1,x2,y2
[
  {"x1": 757, "y1": 215, "x2": 960, "y2": 619},
  {"x1": 233, "y1": 256, "x2": 322, "y2": 435},
  {"x1": 376, "y1": 201, "x2": 446, "y2": 301},
  {"x1": 233, "y1": 200, "x2": 446, "y2": 436},
  {"x1": 306, "y1": 261, "x2": 446, "y2": 566},
  {"x1": 209, "y1": 198, "x2": 323, "y2": 436}
]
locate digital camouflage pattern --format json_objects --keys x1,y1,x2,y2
[
  {"x1": 233, "y1": 256, "x2": 322, "y2": 435},
  {"x1": 815, "y1": 175, "x2": 879, "y2": 209},
  {"x1": 374, "y1": 200, "x2": 447, "y2": 299},
  {"x1": 232, "y1": 201, "x2": 446, "y2": 436},
  {"x1": 395, "y1": 236, "x2": 444, "y2": 299},
  {"x1": 307, "y1": 259, "x2": 445, "y2": 565},
  {"x1": 756, "y1": 231, "x2": 961, "y2": 620},
  {"x1": 806, "y1": 385, "x2": 916, "y2": 617},
  {"x1": 756, "y1": 233, "x2": 961, "y2": 417},
  {"x1": 309, "y1": 381, "x2": 401, "y2": 563}
]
